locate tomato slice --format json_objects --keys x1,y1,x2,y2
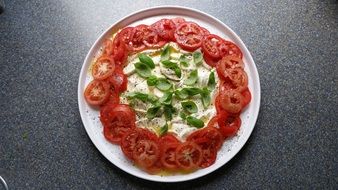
[
  {"x1": 159, "y1": 133, "x2": 180, "y2": 145},
  {"x1": 121, "y1": 128, "x2": 158, "y2": 160},
  {"x1": 218, "y1": 111, "x2": 241, "y2": 138},
  {"x1": 161, "y1": 143, "x2": 180, "y2": 170},
  {"x1": 228, "y1": 68, "x2": 248, "y2": 92},
  {"x1": 187, "y1": 127, "x2": 223, "y2": 151},
  {"x1": 174, "y1": 22, "x2": 204, "y2": 51},
  {"x1": 241, "y1": 89, "x2": 251, "y2": 108},
  {"x1": 141, "y1": 25, "x2": 166, "y2": 48},
  {"x1": 219, "y1": 89, "x2": 244, "y2": 114},
  {"x1": 106, "y1": 66, "x2": 127, "y2": 93},
  {"x1": 92, "y1": 56, "x2": 115, "y2": 80},
  {"x1": 218, "y1": 40, "x2": 243, "y2": 59},
  {"x1": 171, "y1": 17, "x2": 186, "y2": 27},
  {"x1": 102, "y1": 39, "x2": 114, "y2": 56},
  {"x1": 216, "y1": 55, "x2": 244, "y2": 80},
  {"x1": 175, "y1": 142, "x2": 202, "y2": 171},
  {"x1": 200, "y1": 27, "x2": 210, "y2": 36},
  {"x1": 111, "y1": 34, "x2": 128, "y2": 66},
  {"x1": 84, "y1": 80, "x2": 110, "y2": 106},
  {"x1": 128, "y1": 25, "x2": 148, "y2": 52},
  {"x1": 117, "y1": 27, "x2": 133, "y2": 45},
  {"x1": 203, "y1": 53, "x2": 219, "y2": 67},
  {"x1": 202, "y1": 34, "x2": 224, "y2": 59},
  {"x1": 133, "y1": 139, "x2": 160, "y2": 168},
  {"x1": 151, "y1": 19, "x2": 176, "y2": 41},
  {"x1": 101, "y1": 104, "x2": 136, "y2": 144}
]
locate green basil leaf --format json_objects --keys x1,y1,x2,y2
[
  {"x1": 193, "y1": 51, "x2": 203, "y2": 65},
  {"x1": 181, "y1": 101, "x2": 198, "y2": 114},
  {"x1": 179, "y1": 112, "x2": 187, "y2": 120},
  {"x1": 162, "y1": 60, "x2": 181, "y2": 78},
  {"x1": 147, "y1": 106, "x2": 161, "y2": 119},
  {"x1": 159, "y1": 92, "x2": 173, "y2": 105},
  {"x1": 200, "y1": 88, "x2": 211, "y2": 108},
  {"x1": 161, "y1": 45, "x2": 171, "y2": 61},
  {"x1": 184, "y1": 69, "x2": 198, "y2": 85},
  {"x1": 207, "y1": 71, "x2": 216, "y2": 91},
  {"x1": 138, "y1": 53, "x2": 155, "y2": 69},
  {"x1": 126, "y1": 92, "x2": 149, "y2": 102},
  {"x1": 159, "y1": 123, "x2": 168, "y2": 136},
  {"x1": 186, "y1": 116, "x2": 204, "y2": 128},
  {"x1": 147, "y1": 75, "x2": 158, "y2": 86},
  {"x1": 184, "y1": 87, "x2": 202, "y2": 96},
  {"x1": 148, "y1": 94, "x2": 160, "y2": 105},
  {"x1": 163, "y1": 105, "x2": 175, "y2": 121},
  {"x1": 134, "y1": 62, "x2": 151, "y2": 78},
  {"x1": 179, "y1": 54, "x2": 190, "y2": 67},
  {"x1": 174, "y1": 89, "x2": 189, "y2": 99},
  {"x1": 156, "y1": 78, "x2": 172, "y2": 91}
]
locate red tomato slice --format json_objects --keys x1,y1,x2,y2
[
  {"x1": 228, "y1": 68, "x2": 248, "y2": 92},
  {"x1": 174, "y1": 22, "x2": 204, "y2": 51},
  {"x1": 175, "y1": 142, "x2": 202, "y2": 171},
  {"x1": 106, "y1": 66, "x2": 127, "y2": 93},
  {"x1": 101, "y1": 104, "x2": 136, "y2": 144},
  {"x1": 203, "y1": 53, "x2": 219, "y2": 67},
  {"x1": 121, "y1": 128, "x2": 158, "y2": 160},
  {"x1": 161, "y1": 143, "x2": 180, "y2": 170},
  {"x1": 199, "y1": 147, "x2": 217, "y2": 168},
  {"x1": 218, "y1": 40, "x2": 243, "y2": 58},
  {"x1": 218, "y1": 112, "x2": 241, "y2": 138},
  {"x1": 216, "y1": 55, "x2": 244, "y2": 80},
  {"x1": 84, "y1": 80, "x2": 110, "y2": 106},
  {"x1": 111, "y1": 34, "x2": 128, "y2": 66},
  {"x1": 133, "y1": 139, "x2": 160, "y2": 168},
  {"x1": 92, "y1": 56, "x2": 115, "y2": 80},
  {"x1": 187, "y1": 127, "x2": 223, "y2": 151},
  {"x1": 117, "y1": 27, "x2": 134, "y2": 45},
  {"x1": 159, "y1": 133, "x2": 180, "y2": 145},
  {"x1": 219, "y1": 89, "x2": 244, "y2": 114},
  {"x1": 141, "y1": 25, "x2": 166, "y2": 48},
  {"x1": 202, "y1": 34, "x2": 224, "y2": 59},
  {"x1": 128, "y1": 25, "x2": 148, "y2": 52},
  {"x1": 151, "y1": 19, "x2": 176, "y2": 41},
  {"x1": 102, "y1": 39, "x2": 114, "y2": 56},
  {"x1": 242, "y1": 89, "x2": 251, "y2": 108},
  {"x1": 171, "y1": 17, "x2": 186, "y2": 27},
  {"x1": 200, "y1": 27, "x2": 210, "y2": 36}
]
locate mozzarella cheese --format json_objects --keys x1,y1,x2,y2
[{"x1": 121, "y1": 42, "x2": 219, "y2": 141}]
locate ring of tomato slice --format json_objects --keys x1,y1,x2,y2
[{"x1": 84, "y1": 17, "x2": 252, "y2": 174}]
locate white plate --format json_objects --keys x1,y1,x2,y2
[{"x1": 78, "y1": 6, "x2": 260, "y2": 182}]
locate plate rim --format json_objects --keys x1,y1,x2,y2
[{"x1": 78, "y1": 5, "x2": 261, "y2": 182}]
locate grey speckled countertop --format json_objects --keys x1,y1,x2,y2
[{"x1": 0, "y1": 0, "x2": 337, "y2": 189}]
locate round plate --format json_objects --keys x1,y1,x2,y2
[{"x1": 78, "y1": 6, "x2": 260, "y2": 182}]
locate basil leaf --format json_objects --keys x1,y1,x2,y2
[
  {"x1": 179, "y1": 54, "x2": 190, "y2": 67},
  {"x1": 200, "y1": 88, "x2": 211, "y2": 108},
  {"x1": 180, "y1": 112, "x2": 187, "y2": 120},
  {"x1": 161, "y1": 45, "x2": 171, "y2": 61},
  {"x1": 207, "y1": 71, "x2": 216, "y2": 91},
  {"x1": 148, "y1": 94, "x2": 160, "y2": 105},
  {"x1": 181, "y1": 101, "x2": 198, "y2": 114},
  {"x1": 174, "y1": 89, "x2": 189, "y2": 99},
  {"x1": 147, "y1": 75, "x2": 158, "y2": 86},
  {"x1": 126, "y1": 92, "x2": 149, "y2": 102},
  {"x1": 156, "y1": 78, "x2": 172, "y2": 91},
  {"x1": 134, "y1": 62, "x2": 151, "y2": 78},
  {"x1": 138, "y1": 53, "x2": 155, "y2": 69},
  {"x1": 159, "y1": 92, "x2": 173, "y2": 105},
  {"x1": 147, "y1": 106, "x2": 161, "y2": 119},
  {"x1": 184, "y1": 69, "x2": 198, "y2": 85},
  {"x1": 193, "y1": 51, "x2": 203, "y2": 65},
  {"x1": 162, "y1": 60, "x2": 181, "y2": 78},
  {"x1": 186, "y1": 116, "x2": 204, "y2": 128},
  {"x1": 184, "y1": 87, "x2": 202, "y2": 96},
  {"x1": 163, "y1": 105, "x2": 175, "y2": 121},
  {"x1": 159, "y1": 123, "x2": 168, "y2": 136}
]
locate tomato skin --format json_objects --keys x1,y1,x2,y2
[
  {"x1": 187, "y1": 127, "x2": 223, "y2": 151},
  {"x1": 159, "y1": 133, "x2": 180, "y2": 145},
  {"x1": 171, "y1": 17, "x2": 186, "y2": 27},
  {"x1": 133, "y1": 139, "x2": 160, "y2": 168},
  {"x1": 111, "y1": 34, "x2": 128, "y2": 67},
  {"x1": 219, "y1": 89, "x2": 244, "y2": 114},
  {"x1": 151, "y1": 19, "x2": 176, "y2": 41},
  {"x1": 218, "y1": 40, "x2": 243, "y2": 59},
  {"x1": 216, "y1": 55, "x2": 244, "y2": 81},
  {"x1": 92, "y1": 55, "x2": 115, "y2": 80},
  {"x1": 241, "y1": 89, "x2": 251, "y2": 108},
  {"x1": 228, "y1": 68, "x2": 248, "y2": 93},
  {"x1": 175, "y1": 141, "x2": 202, "y2": 171},
  {"x1": 84, "y1": 80, "x2": 110, "y2": 106},
  {"x1": 203, "y1": 53, "x2": 219, "y2": 67},
  {"x1": 174, "y1": 22, "x2": 204, "y2": 51},
  {"x1": 218, "y1": 112, "x2": 241, "y2": 138}
]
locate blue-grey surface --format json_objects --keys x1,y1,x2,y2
[{"x1": 0, "y1": 0, "x2": 337, "y2": 189}]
